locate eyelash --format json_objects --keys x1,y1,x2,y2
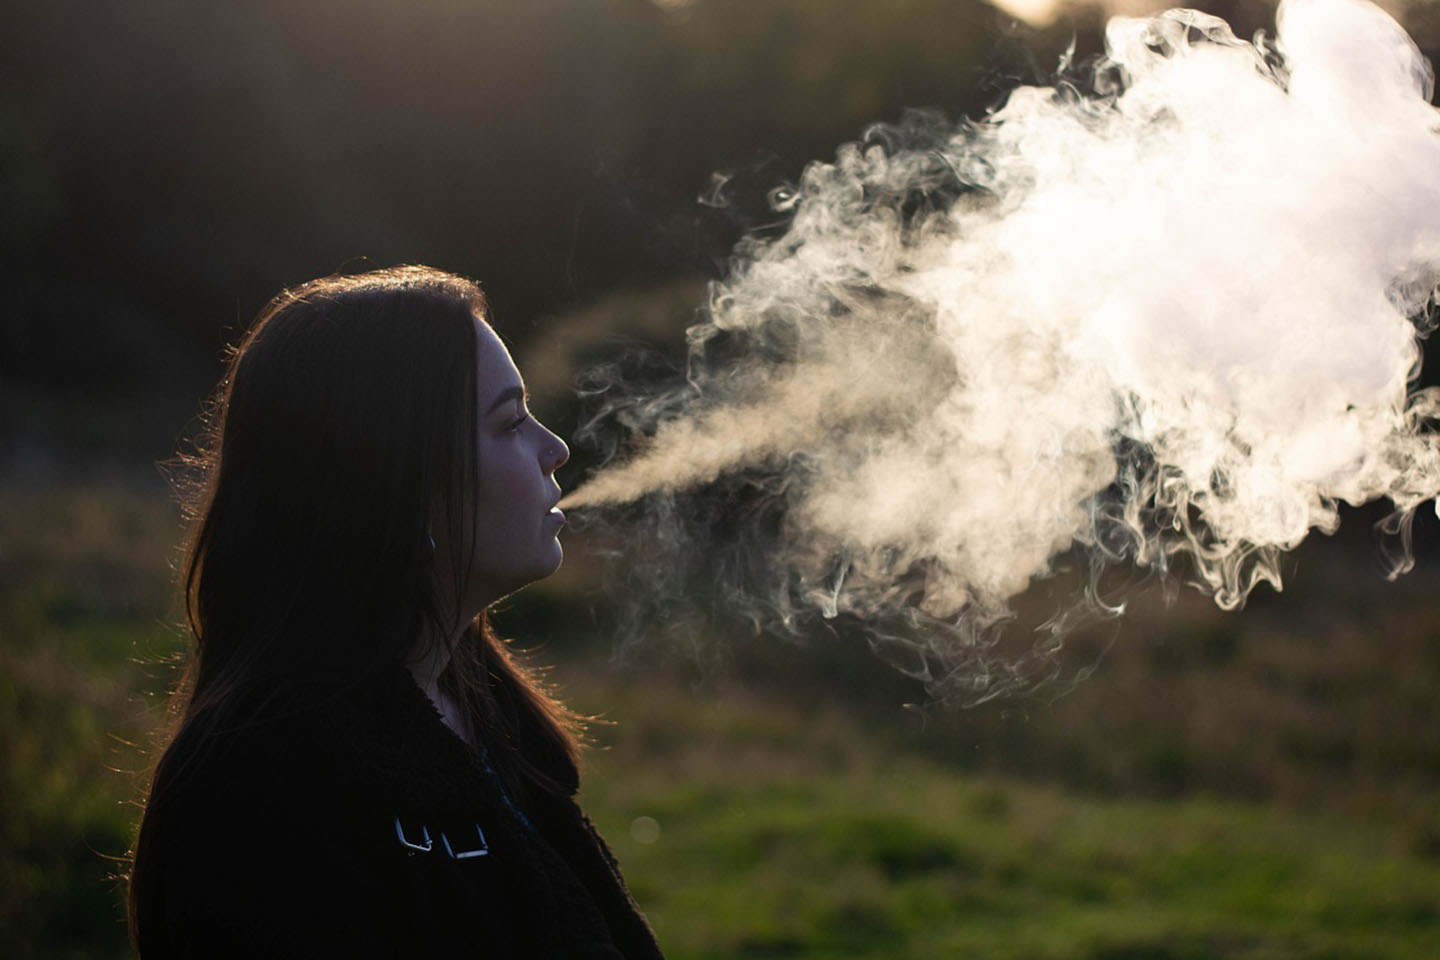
[{"x1": 505, "y1": 412, "x2": 530, "y2": 433}]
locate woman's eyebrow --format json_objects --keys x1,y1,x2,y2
[{"x1": 485, "y1": 385, "x2": 526, "y2": 415}]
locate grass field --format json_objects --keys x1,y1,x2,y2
[
  {"x1": 2, "y1": 483, "x2": 1439, "y2": 958},
  {"x1": 568, "y1": 667, "x2": 1440, "y2": 959}
]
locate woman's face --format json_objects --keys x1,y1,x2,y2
[{"x1": 442, "y1": 319, "x2": 569, "y2": 612}]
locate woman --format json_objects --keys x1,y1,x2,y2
[{"x1": 128, "y1": 265, "x2": 665, "y2": 959}]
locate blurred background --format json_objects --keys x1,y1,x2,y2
[{"x1": 4, "y1": 0, "x2": 1440, "y2": 957}]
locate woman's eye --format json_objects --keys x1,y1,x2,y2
[{"x1": 506, "y1": 412, "x2": 530, "y2": 433}]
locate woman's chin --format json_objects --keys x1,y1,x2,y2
[
  {"x1": 540, "y1": 543, "x2": 565, "y2": 580},
  {"x1": 498, "y1": 552, "x2": 566, "y2": 601}
]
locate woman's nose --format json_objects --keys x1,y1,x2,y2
[{"x1": 541, "y1": 424, "x2": 569, "y2": 473}]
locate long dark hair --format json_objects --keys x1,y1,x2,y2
[{"x1": 128, "y1": 265, "x2": 583, "y2": 943}]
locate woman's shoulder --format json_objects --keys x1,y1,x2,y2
[
  {"x1": 160, "y1": 668, "x2": 492, "y2": 813},
  {"x1": 139, "y1": 669, "x2": 660, "y2": 960},
  {"x1": 145, "y1": 788, "x2": 403, "y2": 957},
  {"x1": 140, "y1": 673, "x2": 454, "y2": 956},
  {"x1": 146, "y1": 684, "x2": 395, "y2": 892}
]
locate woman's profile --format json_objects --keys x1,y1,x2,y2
[{"x1": 128, "y1": 265, "x2": 665, "y2": 959}]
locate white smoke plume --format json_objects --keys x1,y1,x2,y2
[{"x1": 564, "y1": 0, "x2": 1440, "y2": 697}]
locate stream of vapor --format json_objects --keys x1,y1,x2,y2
[{"x1": 563, "y1": 0, "x2": 1440, "y2": 694}]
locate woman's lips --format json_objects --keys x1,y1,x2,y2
[{"x1": 547, "y1": 506, "x2": 566, "y2": 524}]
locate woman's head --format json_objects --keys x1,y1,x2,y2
[{"x1": 180, "y1": 265, "x2": 567, "y2": 702}]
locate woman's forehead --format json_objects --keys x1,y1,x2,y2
[{"x1": 474, "y1": 319, "x2": 523, "y2": 397}]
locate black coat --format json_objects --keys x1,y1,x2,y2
[{"x1": 138, "y1": 668, "x2": 665, "y2": 959}]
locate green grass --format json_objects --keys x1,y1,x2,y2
[
  {"x1": 568, "y1": 668, "x2": 1440, "y2": 960},
  {"x1": 0, "y1": 484, "x2": 183, "y2": 959},
  {"x1": 3, "y1": 483, "x2": 1440, "y2": 958}
]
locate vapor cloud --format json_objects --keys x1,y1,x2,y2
[{"x1": 565, "y1": 0, "x2": 1440, "y2": 694}]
